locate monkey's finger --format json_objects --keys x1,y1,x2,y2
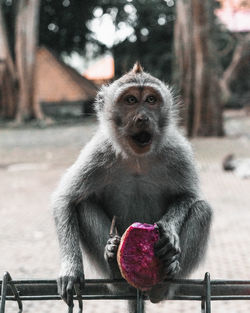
[
  {"x1": 163, "y1": 254, "x2": 179, "y2": 268},
  {"x1": 66, "y1": 279, "x2": 74, "y2": 306},
  {"x1": 79, "y1": 275, "x2": 85, "y2": 290},
  {"x1": 165, "y1": 247, "x2": 181, "y2": 261},
  {"x1": 57, "y1": 277, "x2": 62, "y2": 296},
  {"x1": 107, "y1": 244, "x2": 118, "y2": 252},
  {"x1": 107, "y1": 235, "x2": 120, "y2": 245},
  {"x1": 167, "y1": 264, "x2": 180, "y2": 278},
  {"x1": 172, "y1": 234, "x2": 180, "y2": 250},
  {"x1": 156, "y1": 243, "x2": 181, "y2": 260},
  {"x1": 155, "y1": 242, "x2": 171, "y2": 257},
  {"x1": 154, "y1": 238, "x2": 174, "y2": 256},
  {"x1": 154, "y1": 237, "x2": 169, "y2": 250},
  {"x1": 155, "y1": 222, "x2": 164, "y2": 236},
  {"x1": 112, "y1": 235, "x2": 121, "y2": 244},
  {"x1": 165, "y1": 261, "x2": 181, "y2": 278},
  {"x1": 105, "y1": 250, "x2": 117, "y2": 261},
  {"x1": 61, "y1": 277, "x2": 68, "y2": 302},
  {"x1": 106, "y1": 250, "x2": 116, "y2": 258}
]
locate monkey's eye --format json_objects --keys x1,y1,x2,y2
[
  {"x1": 125, "y1": 95, "x2": 137, "y2": 105},
  {"x1": 146, "y1": 95, "x2": 157, "y2": 104}
]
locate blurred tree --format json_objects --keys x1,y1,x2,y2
[
  {"x1": 219, "y1": 33, "x2": 250, "y2": 108},
  {"x1": 39, "y1": 0, "x2": 98, "y2": 55},
  {"x1": 0, "y1": 0, "x2": 98, "y2": 122},
  {"x1": 1, "y1": 0, "x2": 247, "y2": 127},
  {"x1": 15, "y1": 0, "x2": 43, "y2": 122},
  {"x1": 214, "y1": 0, "x2": 250, "y2": 108},
  {"x1": 0, "y1": 0, "x2": 42, "y2": 122},
  {"x1": 96, "y1": 0, "x2": 175, "y2": 80},
  {"x1": 0, "y1": 5, "x2": 16, "y2": 119},
  {"x1": 174, "y1": 0, "x2": 224, "y2": 137}
]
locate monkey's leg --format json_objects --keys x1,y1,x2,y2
[
  {"x1": 149, "y1": 199, "x2": 212, "y2": 303},
  {"x1": 77, "y1": 202, "x2": 122, "y2": 279},
  {"x1": 178, "y1": 200, "x2": 212, "y2": 276}
]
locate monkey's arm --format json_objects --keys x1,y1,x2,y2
[
  {"x1": 52, "y1": 137, "x2": 118, "y2": 305},
  {"x1": 150, "y1": 197, "x2": 212, "y2": 303},
  {"x1": 155, "y1": 142, "x2": 212, "y2": 279},
  {"x1": 51, "y1": 161, "x2": 86, "y2": 306},
  {"x1": 154, "y1": 194, "x2": 197, "y2": 275},
  {"x1": 51, "y1": 138, "x2": 105, "y2": 304}
]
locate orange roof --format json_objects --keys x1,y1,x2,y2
[
  {"x1": 36, "y1": 47, "x2": 97, "y2": 103},
  {"x1": 217, "y1": 0, "x2": 250, "y2": 10},
  {"x1": 83, "y1": 55, "x2": 114, "y2": 80},
  {"x1": 216, "y1": 0, "x2": 250, "y2": 32}
]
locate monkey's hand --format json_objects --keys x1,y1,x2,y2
[
  {"x1": 154, "y1": 223, "x2": 181, "y2": 278},
  {"x1": 104, "y1": 235, "x2": 121, "y2": 262},
  {"x1": 57, "y1": 265, "x2": 85, "y2": 307}
]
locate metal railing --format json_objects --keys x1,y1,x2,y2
[{"x1": 1, "y1": 272, "x2": 250, "y2": 313}]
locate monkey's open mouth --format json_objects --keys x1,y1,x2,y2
[{"x1": 131, "y1": 131, "x2": 152, "y2": 147}]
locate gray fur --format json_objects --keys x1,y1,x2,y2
[{"x1": 52, "y1": 68, "x2": 212, "y2": 312}]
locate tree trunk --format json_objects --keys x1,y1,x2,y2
[
  {"x1": 15, "y1": 0, "x2": 43, "y2": 123},
  {"x1": 174, "y1": 0, "x2": 224, "y2": 137},
  {"x1": 220, "y1": 34, "x2": 250, "y2": 104},
  {"x1": 0, "y1": 6, "x2": 17, "y2": 119}
]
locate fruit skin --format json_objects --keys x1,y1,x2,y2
[{"x1": 117, "y1": 222, "x2": 163, "y2": 291}]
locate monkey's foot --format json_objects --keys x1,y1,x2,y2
[
  {"x1": 57, "y1": 273, "x2": 85, "y2": 306},
  {"x1": 154, "y1": 225, "x2": 181, "y2": 278},
  {"x1": 104, "y1": 235, "x2": 121, "y2": 262}
]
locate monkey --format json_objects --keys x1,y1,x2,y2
[
  {"x1": 51, "y1": 63, "x2": 212, "y2": 312},
  {"x1": 223, "y1": 153, "x2": 250, "y2": 178},
  {"x1": 223, "y1": 154, "x2": 236, "y2": 171}
]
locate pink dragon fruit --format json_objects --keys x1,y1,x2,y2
[{"x1": 117, "y1": 222, "x2": 163, "y2": 291}]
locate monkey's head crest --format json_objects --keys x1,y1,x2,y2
[{"x1": 132, "y1": 62, "x2": 143, "y2": 74}]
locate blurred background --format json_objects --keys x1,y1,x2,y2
[{"x1": 0, "y1": 0, "x2": 250, "y2": 312}]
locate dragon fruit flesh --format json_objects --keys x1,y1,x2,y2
[{"x1": 117, "y1": 222, "x2": 163, "y2": 291}]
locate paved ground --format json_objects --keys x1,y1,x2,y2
[{"x1": 1, "y1": 111, "x2": 250, "y2": 313}]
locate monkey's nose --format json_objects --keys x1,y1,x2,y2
[{"x1": 135, "y1": 115, "x2": 149, "y2": 128}]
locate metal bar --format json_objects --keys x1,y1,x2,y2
[
  {"x1": 7, "y1": 278, "x2": 250, "y2": 285},
  {"x1": 7, "y1": 279, "x2": 125, "y2": 285},
  {"x1": 1, "y1": 285, "x2": 250, "y2": 298},
  {"x1": 2, "y1": 281, "x2": 250, "y2": 298},
  {"x1": 68, "y1": 304, "x2": 73, "y2": 313},
  {"x1": 4, "y1": 295, "x2": 250, "y2": 301},
  {"x1": 3, "y1": 295, "x2": 139, "y2": 301},
  {"x1": 5, "y1": 273, "x2": 23, "y2": 313},
  {"x1": 136, "y1": 289, "x2": 144, "y2": 313},
  {"x1": 0, "y1": 272, "x2": 8, "y2": 313},
  {"x1": 204, "y1": 273, "x2": 211, "y2": 313},
  {"x1": 1, "y1": 272, "x2": 250, "y2": 312}
]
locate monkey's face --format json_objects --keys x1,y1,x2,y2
[
  {"x1": 95, "y1": 65, "x2": 174, "y2": 157},
  {"x1": 111, "y1": 85, "x2": 169, "y2": 156}
]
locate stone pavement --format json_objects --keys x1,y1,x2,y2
[{"x1": 0, "y1": 117, "x2": 250, "y2": 313}]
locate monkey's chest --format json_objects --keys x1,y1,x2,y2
[{"x1": 102, "y1": 176, "x2": 166, "y2": 232}]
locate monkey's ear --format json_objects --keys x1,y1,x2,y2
[{"x1": 132, "y1": 62, "x2": 143, "y2": 74}]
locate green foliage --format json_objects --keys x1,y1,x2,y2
[
  {"x1": 39, "y1": 0, "x2": 98, "y2": 54},
  {"x1": 100, "y1": 0, "x2": 176, "y2": 80},
  {"x1": 39, "y1": 0, "x2": 176, "y2": 80},
  {"x1": 2, "y1": 0, "x2": 175, "y2": 80},
  {"x1": 1, "y1": 0, "x2": 96, "y2": 55}
]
